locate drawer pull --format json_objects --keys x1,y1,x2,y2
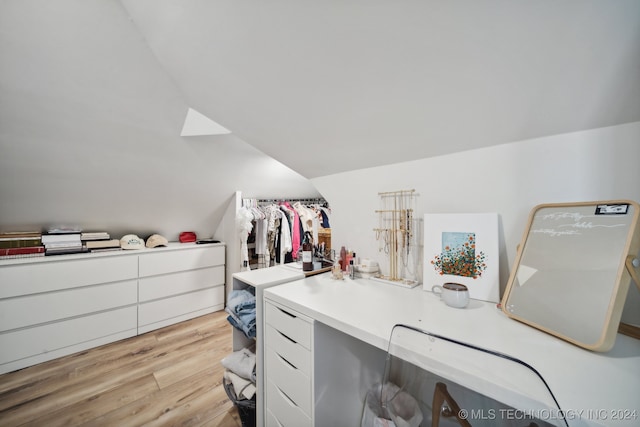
[
  {"x1": 276, "y1": 352, "x2": 298, "y2": 370},
  {"x1": 277, "y1": 306, "x2": 296, "y2": 319},
  {"x1": 277, "y1": 330, "x2": 297, "y2": 345},
  {"x1": 275, "y1": 383, "x2": 298, "y2": 408}
]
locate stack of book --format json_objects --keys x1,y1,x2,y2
[
  {"x1": 0, "y1": 231, "x2": 45, "y2": 259},
  {"x1": 42, "y1": 228, "x2": 86, "y2": 256},
  {"x1": 81, "y1": 232, "x2": 121, "y2": 253}
]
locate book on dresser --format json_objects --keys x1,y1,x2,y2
[
  {"x1": 45, "y1": 246, "x2": 88, "y2": 256},
  {"x1": 41, "y1": 233, "x2": 82, "y2": 244},
  {"x1": 42, "y1": 231, "x2": 84, "y2": 255},
  {"x1": 81, "y1": 231, "x2": 111, "y2": 241},
  {"x1": 85, "y1": 239, "x2": 121, "y2": 251},
  {"x1": 0, "y1": 246, "x2": 45, "y2": 259},
  {"x1": 0, "y1": 231, "x2": 42, "y2": 249}
]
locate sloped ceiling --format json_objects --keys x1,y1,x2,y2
[
  {"x1": 1, "y1": 0, "x2": 639, "y2": 237},
  {"x1": 0, "y1": 0, "x2": 319, "y2": 237},
  {"x1": 122, "y1": 0, "x2": 640, "y2": 178}
]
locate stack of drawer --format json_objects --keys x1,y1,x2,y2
[
  {"x1": 0, "y1": 256, "x2": 139, "y2": 374},
  {"x1": 264, "y1": 301, "x2": 313, "y2": 427},
  {"x1": 138, "y1": 245, "x2": 225, "y2": 334}
]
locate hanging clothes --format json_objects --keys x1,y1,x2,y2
[
  {"x1": 294, "y1": 202, "x2": 321, "y2": 244},
  {"x1": 293, "y1": 202, "x2": 313, "y2": 233},
  {"x1": 281, "y1": 202, "x2": 301, "y2": 259},
  {"x1": 236, "y1": 206, "x2": 254, "y2": 271},
  {"x1": 254, "y1": 218, "x2": 268, "y2": 257},
  {"x1": 265, "y1": 204, "x2": 281, "y2": 263},
  {"x1": 319, "y1": 206, "x2": 331, "y2": 228},
  {"x1": 242, "y1": 197, "x2": 329, "y2": 269}
]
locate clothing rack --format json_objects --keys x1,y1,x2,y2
[
  {"x1": 256, "y1": 197, "x2": 327, "y2": 206},
  {"x1": 239, "y1": 197, "x2": 331, "y2": 270},
  {"x1": 242, "y1": 197, "x2": 328, "y2": 208}
]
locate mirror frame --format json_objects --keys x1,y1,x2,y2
[{"x1": 501, "y1": 200, "x2": 640, "y2": 352}]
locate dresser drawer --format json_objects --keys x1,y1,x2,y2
[
  {"x1": 266, "y1": 409, "x2": 284, "y2": 427},
  {"x1": 0, "y1": 280, "x2": 137, "y2": 332},
  {"x1": 266, "y1": 379, "x2": 312, "y2": 427},
  {"x1": 138, "y1": 245, "x2": 224, "y2": 277},
  {"x1": 0, "y1": 306, "x2": 137, "y2": 366},
  {"x1": 139, "y1": 266, "x2": 224, "y2": 302},
  {"x1": 138, "y1": 286, "x2": 224, "y2": 329},
  {"x1": 0, "y1": 256, "x2": 138, "y2": 298},
  {"x1": 265, "y1": 346, "x2": 311, "y2": 415},
  {"x1": 265, "y1": 302, "x2": 312, "y2": 350},
  {"x1": 265, "y1": 324, "x2": 311, "y2": 376}
]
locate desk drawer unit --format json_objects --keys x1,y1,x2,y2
[
  {"x1": 264, "y1": 300, "x2": 313, "y2": 426},
  {"x1": 266, "y1": 380, "x2": 312, "y2": 427},
  {"x1": 265, "y1": 324, "x2": 311, "y2": 376},
  {"x1": 264, "y1": 301, "x2": 311, "y2": 349}
]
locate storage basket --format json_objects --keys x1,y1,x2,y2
[{"x1": 222, "y1": 375, "x2": 256, "y2": 427}]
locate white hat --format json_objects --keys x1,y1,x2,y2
[
  {"x1": 146, "y1": 234, "x2": 168, "y2": 248},
  {"x1": 120, "y1": 234, "x2": 145, "y2": 250}
]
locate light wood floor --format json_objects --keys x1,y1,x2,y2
[{"x1": 0, "y1": 311, "x2": 246, "y2": 427}]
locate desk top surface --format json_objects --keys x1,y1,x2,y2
[
  {"x1": 264, "y1": 272, "x2": 640, "y2": 427},
  {"x1": 232, "y1": 265, "x2": 305, "y2": 288}
]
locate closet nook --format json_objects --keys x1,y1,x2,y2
[{"x1": 237, "y1": 198, "x2": 331, "y2": 271}]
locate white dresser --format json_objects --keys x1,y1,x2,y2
[
  {"x1": 138, "y1": 244, "x2": 225, "y2": 333},
  {"x1": 0, "y1": 242, "x2": 225, "y2": 374}
]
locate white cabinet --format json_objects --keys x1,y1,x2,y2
[
  {"x1": 0, "y1": 256, "x2": 139, "y2": 374},
  {"x1": 0, "y1": 242, "x2": 226, "y2": 375},
  {"x1": 230, "y1": 266, "x2": 305, "y2": 427},
  {"x1": 138, "y1": 245, "x2": 225, "y2": 333},
  {"x1": 264, "y1": 300, "x2": 313, "y2": 427}
]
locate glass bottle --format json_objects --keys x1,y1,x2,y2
[{"x1": 302, "y1": 232, "x2": 313, "y2": 271}]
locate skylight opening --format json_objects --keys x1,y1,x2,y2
[{"x1": 180, "y1": 108, "x2": 231, "y2": 136}]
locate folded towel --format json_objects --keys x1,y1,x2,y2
[
  {"x1": 224, "y1": 370, "x2": 256, "y2": 400},
  {"x1": 221, "y1": 347, "x2": 256, "y2": 382}
]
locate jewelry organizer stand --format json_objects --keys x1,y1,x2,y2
[{"x1": 372, "y1": 189, "x2": 421, "y2": 288}]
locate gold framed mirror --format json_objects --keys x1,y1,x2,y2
[{"x1": 501, "y1": 200, "x2": 640, "y2": 352}]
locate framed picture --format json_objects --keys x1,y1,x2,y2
[{"x1": 423, "y1": 213, "x2": 500, "y2": 302}]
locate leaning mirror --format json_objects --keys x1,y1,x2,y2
[{"x1": 502, "y1": 200, "x2": 640, "y2": 352}]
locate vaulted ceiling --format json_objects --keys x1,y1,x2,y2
[
  {"x1": 1, "y1": 0, "x2": 639, "y2": 237},
  {"x1": 122, "y1": 0, "x2": 640, "y2": 178}
]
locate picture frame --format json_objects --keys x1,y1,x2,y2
[{"x1": 423, "y1": 213, "x2": 500, "y2": 302}]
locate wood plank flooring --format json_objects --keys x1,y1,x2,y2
[{"x1": 0, "y1": 311, "x2": 247, "y2": 427}]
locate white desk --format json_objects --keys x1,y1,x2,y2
[{"x1": 264, "y1": 273, "x2": 640, "y2": 427}]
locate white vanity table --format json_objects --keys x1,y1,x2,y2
[{"x1": 262, "y1": 272, "x2": 640, "y2": 427}]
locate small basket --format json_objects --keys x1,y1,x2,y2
[{"x1": 223, "y1": 376, "x2": 256, "y2": 427}]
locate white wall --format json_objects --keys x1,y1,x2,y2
[
  {"x1": 312, "y1": 121, "x2": 640, "y2": 296},
  {"x1": 0, "y1": 0, "x2": 320, "y2": 241}
]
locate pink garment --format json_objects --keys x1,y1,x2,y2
[{"x1": 282, "y1": 202, "x2": 301, "y2": 259}]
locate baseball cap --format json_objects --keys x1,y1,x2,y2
[
  {"x1": 120, "y1": 234, "x2": 145, "y2": 250},
  {"x1": 179, "y1": 231, "x2": 197, "y2": 243},
  {"x1": 146, "y1": 234, "x2": 168, "y2": 248}
]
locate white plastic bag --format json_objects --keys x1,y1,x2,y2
[{"x1": 361, "y1": 383, "x2": 423, "y2": 427}]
